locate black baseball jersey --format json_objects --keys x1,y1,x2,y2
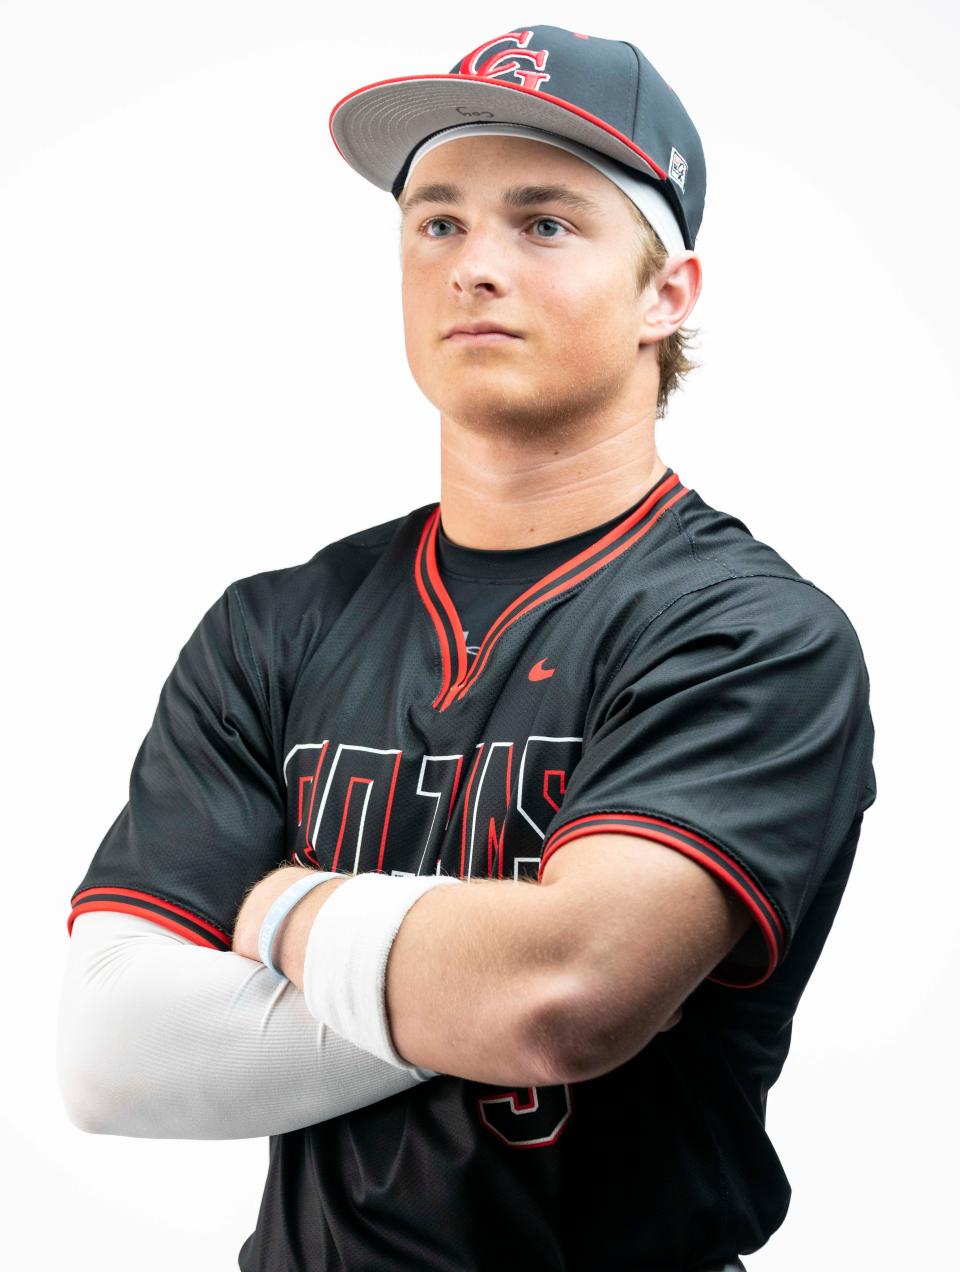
[{"x1": 68, "y1": 466, "x2": 877, "y2": 1270}]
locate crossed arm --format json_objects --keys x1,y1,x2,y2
[
  {"x1": 231, "y1": 834, "x2": 752, "y2": 1087},
  {"x1": 58, "y1": 836, "x2": 749, "y2": 1138},
  {"x1": 58, "y1": 908, "x2": 433, "y2": 1139}
]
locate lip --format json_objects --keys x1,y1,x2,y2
[
  {"x1": 445, "y1": 331, "x2": 520, "y2": 344},
  {"x1": 443, "y1": 322, "x2": 522, "y2": 339}
]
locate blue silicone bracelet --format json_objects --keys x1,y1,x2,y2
[{"x1": 258, "y1": 871, "x2": 341, "y2": 978}]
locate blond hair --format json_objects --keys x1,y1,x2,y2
[{"x1": 625, "y1": 199, "x2": 701, "y2": 418}]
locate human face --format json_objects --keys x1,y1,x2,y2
[{"x1": 398, "y1": 134, "x2": 657, "y2": 444}]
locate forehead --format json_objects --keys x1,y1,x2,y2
[
  {"x1": 398, "y1": 134, "x2": 617, "y2": 217},
  {"x1": 398, "y1": 180, "x2": 610, "y2": 219}
]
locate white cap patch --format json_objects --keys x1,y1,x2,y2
[{"x1": 668, "y1": 146, "x2": 688, "y2": 192}]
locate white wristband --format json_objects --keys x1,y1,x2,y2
[{"x1": 303, "y1": 872, "x2": 461, "y2": 1078}]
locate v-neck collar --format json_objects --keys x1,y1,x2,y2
[
  {"x1": 413, "y1": 468, "x2": 690, "y2": 712},
  {"x1": 434, "y1": 489, "x2": 657, "y2": 582}
]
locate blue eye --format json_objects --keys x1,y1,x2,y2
[
  {"x1": 421, "y1": 216, "x2": 569, "y2": 240},
  {"x1": 423, "y1": 217, "x2": 456, "y2": 237},
  {"x1": 531, "y1": 217, "x2": 566, "y2": 238}
]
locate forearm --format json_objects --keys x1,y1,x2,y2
[
  {"x1": 57, "y1": 911, "x2": 435, "y2": 1140},
  {"x1": 243, "y1": 866, "x2": 578, "y2": 1088}
]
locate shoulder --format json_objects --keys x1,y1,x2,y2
[
  {"x1": 646, "y1": 573, "x2": 868, "y2": 682},
  {"x1": 228, "y1": 503, "x2": 429, "y2": 630},
  {"x1": 663, "y1": 482, "x2": 867, "y2": 649},
  {"x1": 197, "y1": 503, "x2": 434, "y2": 685},
  {"x1": 607, "y1": 481, "x2": 872, "y2": 690}
]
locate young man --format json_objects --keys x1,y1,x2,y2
[{"x1": 58, "y1": 25, "x2": 877, "y2": 1272}]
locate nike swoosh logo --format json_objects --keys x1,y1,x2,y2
[{"x1": 528, "y1": 659, "x2": 556, "y2": 681}]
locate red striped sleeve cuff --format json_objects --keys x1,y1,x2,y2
[
  {"x1": 67, "y1": 887, "x2": 231, "y2": 951},
  {"x1": 538, "y1": 811, "x2": 785, "y2": 989}
]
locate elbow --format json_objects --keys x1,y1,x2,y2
[
  {"x1": 56, "y1": 1029, "x2": 120, "y2": 1136},
  {"x1": 57, "y1": 1041, "x2": 159, "y2": 1139},
  {"x1": 529, "y1": 974, "x2": 664, "y2": 1085},
  {"x1": 56, "y1": 1008, "x2": 161, "y2": 1138},
  {"x1": 56, "y1": 965, "x2": 132, "y2": 1137},
  {"x1": 58, "y1": 1076, "x2": 114, "y2": 1136},
  {"x1": 520, "y1": 969, "x2": 619, "y2": 1087}
]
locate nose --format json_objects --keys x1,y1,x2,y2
[{"x1": 447, "y1": 222, "x2": 510, "y2": 296}]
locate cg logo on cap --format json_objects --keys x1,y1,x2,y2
[
  {"x1": 328, "y1": 22, "x2": 708, "y2": 251},
  {"x1": 457, "y1": 30, "x2": 552, "y2": 92}
]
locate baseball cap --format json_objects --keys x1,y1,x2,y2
[{"x1": 328, "y1": 24, "x2": 706, "y2": 252}]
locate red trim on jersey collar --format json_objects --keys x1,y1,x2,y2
[{"x1": 413, "y1": 471, "x2": 690, "y2": 711}]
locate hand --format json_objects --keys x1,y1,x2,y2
[{"x1": 231, "y1": 864, "x2": 315, "y2": 962}]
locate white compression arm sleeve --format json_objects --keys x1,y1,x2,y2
[{"x1": 56, "y1": 910, "x2": 437, "y2": 1140}]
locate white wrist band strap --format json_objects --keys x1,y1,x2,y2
[{"x1": 303, "y1": 872, "x2": 461, "y2": 1078}]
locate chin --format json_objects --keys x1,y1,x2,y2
[{"x1": 436, "y1": 379, "x2": 529, "y2": 418}]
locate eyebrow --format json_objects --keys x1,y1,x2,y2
[{"x1": 397, "y1": 182, "x2": 606, "y2": 218}]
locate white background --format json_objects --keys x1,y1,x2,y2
[{"x1": 3, "y1": 3, "x2": 955, "y2": 1268}]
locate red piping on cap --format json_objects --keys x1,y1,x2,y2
[{"x1": 328, "y1": 74, "x2": 668, "y2": 183}]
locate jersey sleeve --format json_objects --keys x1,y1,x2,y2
[
  {"x1": 537, "y1": 575, "x2": 877, "y2": 988},
  {"x1": 67, "y1": 583, "x2": 287, "y2": 951}
]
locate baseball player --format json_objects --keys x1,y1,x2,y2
[{"x1": 59, "y1": 24, "x2": 877, "y2": 1271}]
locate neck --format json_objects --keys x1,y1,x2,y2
[{"x1": 438, "y1": 408, "x2": 667, "y2": 550}]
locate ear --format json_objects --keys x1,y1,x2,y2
[{"x1": 638, "y1": 250, "x2": 702, "y2": 343}]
